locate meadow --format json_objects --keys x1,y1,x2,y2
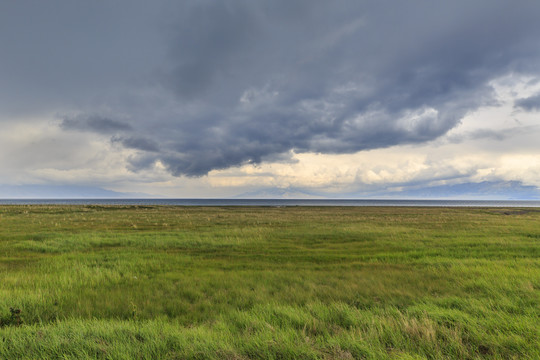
[{"x1": 0, "y1": 205, "x2": 538, "y2": 359}]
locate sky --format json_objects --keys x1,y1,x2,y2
[{"x1": 1, "y1": 0, "x2": 540, "y2": 198}]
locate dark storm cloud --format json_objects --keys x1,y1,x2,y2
[
  {"x1": 514, "y1": 93, "x2": 540, "y2": 112},
  {"x1": 2, "y1": 1, "x2": 540, "y2": 176}
]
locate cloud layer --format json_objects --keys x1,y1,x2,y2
[{"x1": 2, "y1": 1, "x2": 540, "y2": 185}]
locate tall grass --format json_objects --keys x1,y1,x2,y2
[{"x1": 0, "y1": 206, "x2": 538, "y2": 358}]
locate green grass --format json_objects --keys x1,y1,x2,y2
[{"x1": 0, "y1": 205, "x2": 538, "y2": 359}]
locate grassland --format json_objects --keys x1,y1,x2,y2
[{"x1": 0, "y1": 205, "x2": 538, "y2": 359}]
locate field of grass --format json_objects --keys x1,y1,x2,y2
[{"x1": 0, "y1": 205, "x2": 538, "y2": 359}]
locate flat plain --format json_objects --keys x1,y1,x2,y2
[{"x1": 0, "y1": 205, "x2": 538, "y2": 359}]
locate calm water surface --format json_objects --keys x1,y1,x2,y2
[{"x1": 1, "y1": 199, "x2": 540, "y2": 207}]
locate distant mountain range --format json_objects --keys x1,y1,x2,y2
[
  {"x1": 378, "y1": 181, "x2": 540, "y2": 200},
  {"x1": 237, "y1": 181, "x2": 540, "y2": 200},
  {"x1": 1, "y1": 180, "x2": 538, "y2": 200},
  {"x1": 0, "y1": 185, "x2": 150, "y2": 199}
]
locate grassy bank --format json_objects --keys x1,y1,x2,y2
[{"x1": 0, "y1": 206, "x2": 538, "y2": 359}]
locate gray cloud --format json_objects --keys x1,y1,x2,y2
[
  {"x1": 446, "y1": 127, "x2": 537, "y2": 144},
  {"x1": 61, "y1": 115, "x2": 132, "y2": 134},
  {"x1": 112, "y1": 136, "x2": 160, "y2": 152},
  {"x1": 0, "y1": 1, "x2": 168, "y2": 116},
  {"x1": 2, "y1": 1, "x2": 540, "y2": 177},
  {"x1": 515, "y1": 93, "x2": 540, "y2": 112}
]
